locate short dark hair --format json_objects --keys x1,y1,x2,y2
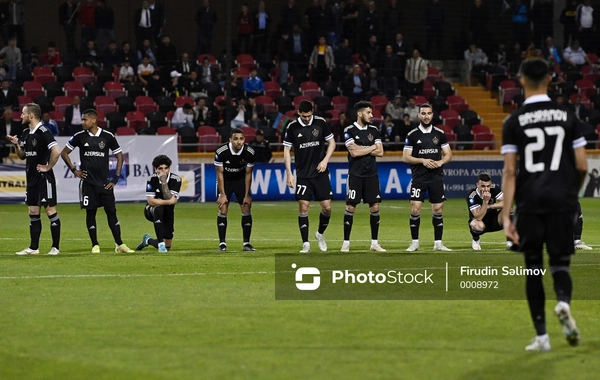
[
  {"x1": 183, "y1": 104, "x2": 193, "y2": 110},
  {"x1": 231, "y1": 127, "x2": 244, "y2": 137},
  {"x1": 24, "y1": 103, "x2": 41, "y2": 119},
  {"x1": 354, "y1": 100, "x2": 373, "y2": 112},
  {"x1": 520, "y1": 58, "x2": 550, "y2": 88},
  {"x1": 82, "y1": 109, "x2": 98, "y2": 118},
  {"x1": 478, "y1": 173, "x2": 492, "y2": 182},
  {"x1": 418, "y1": 103, "x2": 433, "y2": 112},
  {"x1": 152, "y1": 154, "x2": 172, "y2": 169},
  {"x1": 298, "y1": 100, "x2": 313, "y2": 113}
]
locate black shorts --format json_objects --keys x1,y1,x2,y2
[
  {"x1": 469, "y1": 210, "x2": 502, "y2": 234},
  {"x1": 409, "y1": 180, "x2": 446, "y2": 203},
  {"x1": 515, "y1": 211, "x2": 576, "y2": 257},
  {"x1": 296, "y1": 175, "x2": 333, "y2": 201},
  {"x1": 79, "y1": 181, "x2": 115, "y2": 209},
  {"x1": 144, "y1": 204, "x2": 175, "y2": 239},
  {"x1": 216, "y1": 180, "x2": 247, "y2": 205},
  {"x1": 25, "y1": 175, "x2": 57, "y2": 207},
  {"x1": 346, "y1": 174, "x2": 382, "y2": 204}
]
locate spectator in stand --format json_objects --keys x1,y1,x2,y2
[
  {"x1": 230, "y1": 98, "x2": 248, "y2": 128},
  {"x1": 168, "y1": 71, "x2": 182, "y2": 95},
  {"x1": 0, "y1": 108, "x2": 23, "y2": 160},
  {"x1": 156, "y1": 35, "x2": 177, "y2": 67},
  {"x1": 171, "y1": 104, "x2": 195, "y2": 129},
  {"x1": 6, "y1": 0, "x2": 24, "y2": 50},
  {"x1": 385, "y1": 95, "x2": 404, "y2": 121},
  {"x1": 41, "y1": 112, "x2": 59, "y2": 136},
  {"x1": 464, "y1": 43, "x2": 489, "y2": 85},
  {"x1": 95, "y1": 0, "x2": 115, "y2": 54},
  {"x1": 119, "y1": 58, "x2": 135, "y2": 84},
  {"x1": 399, "y1": 113, "x2": 416, "y2": 139},
  {"x1": 195, "y1": 0, "x2": 217, "y2": 55},
  {"x1": 80, "y1": 40, "x2": 101, "y2": 69},
  {"x1": 137, "y1": 39, "x2": 157, "y2": 66},
  {"x1": 120, "y1": 41, "x2": 138, "y2": 68},
  {"x1": 249, "y1": 129, "x2": 272, "y2": 162},
  {"x1": 560, "y1": 0, "x2": 578, "y2": 48},
  {"x1": 512, "y1": 0, "x2": 530, "y2": 48},
  {"x1": 492, "y1": 43, "x2": 508, "y2": 71},
  {"x1": 507, "y1": 42, "x2": 523, "y2": 75},
  {"x1": 41, "y1": 42, "x2": 62, "y2": 68},
  {"x1": 304, "y1": 0, "x2": 320, "y2": 47},
  {"x1": 393, "y1": 33, "x2": 409, "y2": 74},
  {"x1": 148, "y1": 0, "x2": 165, "y2": 44},
  {"x1": 425, "y1": 0, "x2": 445, "y2": 60},
  {"x1": 576, "y1": 0, "x2": 595, "y2": 52},
  {"x1": 137, "y1": 55, "x2": 154, "y2": 85},
  {"x1": 135, "y1": 0, "x2": 155, "y2": 51},
  {"x1": 470, "y1": 0, "x2": 489, "y2": 51},
  {"x1": 359, "y1": 1, "x2": 380, "y2": 52},
  {"x1": 404, "y1": 48, "x2": 428, "y2": 96},
  {"x1": 344, "y1": 64, "x2": 366, "y2": 105},
  {"x1": 175, "y1": 53, "x2": 196, "y2": 79},
  {"x1": 238, "y1": 3, "x2": 253, "y2": 54},
  {"x1": 290, "y1": 24, "x2": 308, "y2": 75},
  {"x1": 193, "y1": 97, "x2": 212, "y2": 127},
  {"x1": 229, "y1": 70, "x2": 244, "y2": 99},
  {"x1": 182, "y1": 71, "x2": 204, "y2": 99},
  {"x1": 64, "y1": 95, "x2": 83, "y2": 135},
  {"x1": 335, "y1": 38, "x2": 353, "y2": 69},
  {"x1": 277, "y1": 31, "x2": 290, "y2": 86},
  {"x1": 243, "y1": 68, "x2": 265, "y2": 98},
  {"x1": 380, "y1": 45, "x2": 400, "y2": 99},
  {"x1": 199, "y1": 57, "x2": 214, "y2": 84},
  {"x1": 309, "y1": 36, "x2": 335, "y2": 84},
  {"x1": 252, "y1": 0, "x2": 271, "y2": 57},
  {"x1": 246, "y1": 97, "x2": 266, "y2": 129},
  {"x1": 569, "y1": 95, "x2": 589, "y2": 121},
  {"x1": 24, "y1": 47, "x2": 41, "y2": 69},
  {"x1": 211, "y1": 99, "x2": 227, "y2": 132},
  {"x1": 541, "y1": 37, "x2": 564, "y2": 69},
  {"x1": 364, "y1": 68, "x2": 385, "y2": 97},
  {"x1": 385, "y1": 0, "x2": 403, "y2": 44},
  {"x1": 363, "y1": 35, "x2": 380, "y2": 70},
  {"x1": 0, "y1": 37, "x2": 20, "y2": 79},
  {"x1": 103, "y1": 40, "x2": 121, "y2": 69},
  {"x1": 146, "y1": 71, "x2": 164, "y2": 98},
  {"x1": 531, "y1": 0, "x2": 553, "y2": 47},
  {"x1": 403, "y1": 97, "x2": 419, "y2": 123},
  {"x1": 0, "y1": 79, "x2": 17, "y2": 109},
  {"x1": 335, "y1": 111, "x2": 349, "y2": 141},
  {"x1": 280, "y1": 0, "x2": 301, "y2": 34},
  {"x1": 59, "y1": 0, "x2": 78, "y2": 58},
  {"x1": 0, "y1": 56, "x2": 9, "y2": 81},
  {"x1": 524, "y1": 41, "x2": 542, "y2": 59},
  {"x1": 380, "y1": 114, "x2": 401, "y2": 150},
  {"x1": 78, "y1": 0, "x2": 96, "y2": 50},
  {"x1": 563, "y1": 39, "x2": 596, "y2": 69}
]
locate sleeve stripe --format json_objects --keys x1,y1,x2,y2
[
  {"x1": 441, "y1": 143, "x2": 449, "y2": 148},
  {"x1": 65, "y1": 142, "x2": 75, "y2": 150},
  {"x1": 214, "y1": 161, "x2": 223, "y2": 166},
  {"x1": 573, "y1": 137, "x2": 587, "y2": 149},
  {"x1": 469, "y1": 205, "x2": 481, "y2": 211},
  {"x1": 324, "y1": 133, "x2": 334, "y2": 141},
  {"x1": 344, "y1": 138, "x2": 355, "y2": 146},
  {"x1": 146, "y1": 193, "x2": 155, "y2": 197},
  {"x1": 500, "y1": 144, "x2": 518, "y2": 154},
  {"x1": 170, "y1": 190, "x2": 179, "y2": 194},
  {"x1": 47, "y1": 141, "x2": 58, "y2": 149},
  {"x1": 247, "y1": 163, "x2": 255, "y2": 167},
  {"x1": 495, "y1": 191, "x2": 504, "y2": 200},
  {"x1": 404, "y1": 146, "x2": 413, "y2": 150},
  {"x1": 374, "y1": 139, "x2": 382, "y2": 144},
  {"x1": 283, "y1": 141, "x2": 293, "y2": 147},
  {"x1": 112, "y1": 147, "x2": 122, "y2": 154}
]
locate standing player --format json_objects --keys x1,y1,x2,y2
[
  {"x1": 214, "y1": 128, "x2": 256, "y2": 252},
  {"x1": 574, "y1": 202, "x2": 592, "y2": 250},
  {"x1": 466, "y1": 173, "x2": 506, "y2": 251},
  {"x1": 502, "y1": 58, "x2": 587, "y2": 351},
  {"x1": 7, "y1": 103, "x2": 61, "y2": 255},
  {"x1": 137, "y1": 155, "x2": 181, "y2": 253},
  {"x1": 402, "y1": 103, "x2": 452, "y2": 252},
  {"x1": 284, "y1": 100, "x2": 336, "y2": 253},
  {"x1": 341, "y1": 101, "x2": 386, "y2": 252},
  {"x1": 61, "y1": 109, "x2": 135, "y2": 253}
]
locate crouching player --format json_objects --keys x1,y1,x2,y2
[
  {"x1": 137, "y1": 155, "x2": 181, "y2": 252},
  {"x1": 467, "y1": 173, "x2": 508, "y2": 250}
]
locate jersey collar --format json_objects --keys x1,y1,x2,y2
[
  {"x1": 523, "y1": 94, "x2": 551, "y2": 105},
  {"x1": 228, "y1": 142, "x2": 243, "y2": 155},
  {"x1": 353, "y1": 121, "x2": 368, "y2": 130},
  {"x1": 29, "y1": 122, "x2": 43, "y2": 134},
  {"x1": 87, "y1": 128, "x2": 102, "y2": 137},
  {"x1": 418, "y1": 124, "x2": 433, "y2": 133},
  {"x1": 298, "y1": 116, "x2": 314, "y2": 127}
]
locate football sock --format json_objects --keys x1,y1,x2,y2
[
  {"x1": 153, "y1": 206, "x2": 165, "y2": 243},
  {"x1": 148, "y1": 238, "x2": 159, "y2": 248},
  {"x1": 217, "y1": 213, "x2": 227, "y2": 243},
  {"x1": 470, "y1": 230, "x2": 482, "y2": 241},
  {"x1": 525, "y1": 255, "x2": 546, "y2": 336},
  {"x1": 86, "y1": 209, "x2": 99, "y2": 246},
  {"x1": 343, "y1": 210, "x2": 354, "y2": 241},
  {"x1": 550, "y1": 263, "x2": 573, "y2": 304},
  {"x1": 318, "y1": 210, "x2": 331, "y2": 234},
  {"x1": 29, "y1": 214, "x2": 41, "y2": 250},
  {"x1": 298, "y1": 213, "x2": 309, "y2": 243},
  {"x1": 105, "y1": 206, "x2": 123, "y2": 246},
  {"x1": 433, "y1": 213, "x2": 443, "y2": 241},
  {"x1": 48, "y1": 213, "x2": 61, "y2": 250},
  {"x1": 370, "y1": 211, "x2": 380, "y2": 240},
  {"x1": 574, "y1": 212, "x2": 583, "y2": 241},
  {"x1": 241, "y1": 212, "x2": 252, "y2": 244},
  {"x1": 409, "y1": 213, "x2": 420, "y2": 240}
]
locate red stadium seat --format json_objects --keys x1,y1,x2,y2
[
  {"x1": 293, "y1": 96, "x2": 311, "y2": 108},
  {"x1": 440, "y1": 109, "x2": 460, "y2": 128},
  {"x1": 53, "y1": 96, "x2": 72, "y2": 115},
  {"x1": 240, "y1": 126, "x2": 256, "y2": 142},
  {"x1": 197, "y1": 125, "x2": 217, "y2": 136},
  {"x1": 254, "y1": 95, "x2": 276, "y2": 113},
  {"x1": 447, "y1": 95, "x2": 469, "y2": 113},
  {"x1": 63, "y1": 81, "x2": 85, "y2": 97},
  {"x1": 116, "y1": 127, "x2": 136, "y2": 135},
  {"x1": 235, "y1": 54, "x2": 256, "y2": 70},
  {"x1": 157, "y1": 126, "x2": 177, "y2": 135},
  {"x1": 423, "y1": 81, "x2": 436, "y2": 99},
  {"x1": 472, "y1": 124, "x2": 492, "y2": 134},
  {"x1": 125, "y1": 111, "x2": 147, "y2": 130},
  {"x1": 198, "y1": 134, "x2": 221, "y2": 152},
  {"x1": 576, "y1": 79, "x2": 596, "y2": 98},
  {"x1": 436, "y1": 124, "x2": 453, "y2": 135},
  {"x1": 426, "y1": 66, "x2": 443, "y2": 83},
  {"x1": 175, "y1": 96, "x2": 195, "y2": 108},
  {"x1": 135, "y1": 95, "x2": 158, "y2": 114},
  {"x1": 265, "y1": 82, "x2": 282, "y2": 99},
  {"x1": 73, "y1": 67, "x2": 94, "y2": 85},
  {"x1": 104, "y1": 81, "x2": 125, "y2": 99},
  {"x1": 18, "y1": 95, "x2": 32, "y2": 108},
  {"x1": 94, "y1": 96, "x2": 117, "y2": 114},
  {"x1": 22, "y1": 81, "x2": 44, "y2": 98},
  {"x1": 33, "y1": 67, "x2": 56, "y2": 85},
  {"x1": 332, "y1": 95, "x2": 349, "y2": 112},
  {"x1": 370, "y1": 95, "x2": 388, "y2": 113},
  {"x1": 473, "y1": 132, "x2": 495, "y2": 150}
]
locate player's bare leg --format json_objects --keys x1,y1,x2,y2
[
  {"x1": 406, "y1": 201, "x2": 422, "y2": 252},
  {"x1": 16, "y1": 205, "x2": 42, "y2": 255},
  {"x1": 470, "y1": 219, "x2": 485, "y2": 251}
]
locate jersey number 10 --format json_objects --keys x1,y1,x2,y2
[{"x1": 523, "y1": 126, "x2": 565, "y2": 173}]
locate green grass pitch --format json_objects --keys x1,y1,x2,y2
[{"x1": 1, "y1": 199, "x2": 600, "y2": 379}]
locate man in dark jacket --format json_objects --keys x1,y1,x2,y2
[
  {"x1": 195, "y1": 0, "x2": 217, "y2": 55},
  {"x1": 0, "y1": 79, "x2": 18, "y2": 109}
]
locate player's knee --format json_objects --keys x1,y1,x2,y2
[
  {"x1": 298, "y1": 203, "x2": 310, "y2": 214},
  {"x1": 410, "y1": 204, "x2": 421, "y2": 215},
  {"x1": 28, "y1": 206, "x2": 40, "y2": 215},
  {"x1": 345, "y1": 204, "x2": 356, "y2": 213},
  {"x1": 432, "y1": 204, "x2": 443, "y2": 214},
  {"x1": 470, "y1": 220, "x2": 485, "y2": 232},
  {"x1": 524, "y1": 254, "x2": 544, "y2": 268},
  {"x1": 45, "y1": 206, "x2": 57, "y2": 216},
  {"x1": 321, "y1": 205, "x2": 331, "y2": 215},
  {"x1": 369, "y1": 203, "x2": 379, "y2": 213}
]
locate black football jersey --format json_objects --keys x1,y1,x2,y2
[
  {"x1": 283, "y1": 116, "x2": 334, "y2": 178},
  {"x1": 214, "y1": 143, "x2": 256, "y2": 182},
  {"x1": 466, "y1": 185, "x2": 503, "y2": 221},
  {"x1": 18, "y1": 123, "x2": 58, "y2": 186},
  {"x1": 344, "y1": 122, "x2": 382, "y2": 177},
  {"x1": 146, "y1": 172, "x2": 182, "y2": 205},
  {"x1": 501, "y1": 95, "x2": 586, "y2": 214},
  {"x1": 404, "y1": 125, "x2": 449, "y2": 184},
  {"x1": 66, "y1": 128, "x2": 122, "y2": 187}
]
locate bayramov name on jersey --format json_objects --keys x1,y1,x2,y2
[
  {"x1": 84, "y1": 151, "x2": 106, "y2": 157},
  {"x1": 418, "y1": 148, "x2": 438, "y2": 154},
  {"x1": 299, "y1": 141, "x2": 320, "y2": 149},
  {"x1": 518, "y1": 109, "x2": 568, "y2": 126}
]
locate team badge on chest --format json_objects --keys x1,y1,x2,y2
[
  {"x1": 98, "y1": 140, "x2": 106, "y2": 150},
  {"x1": 432, "y1": 136, "x2": 439, "y2": 145},
  {"x1": 367, "y1": 133, "x2": 373, "y2": 142},
  {"x1": 312, "y1": 128, "x2": 319, "y2": 137},
  {"x1": 31, "y1": 138, "x2": 37, "y2": 147}
]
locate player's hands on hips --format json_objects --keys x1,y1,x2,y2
[
  {"x1": 216, "y1": 194, "x2": 228, "y2": 207},
  {"x1": 286, "y1": 173, "x2": 295, "y2": 188},
  {"x1": 316, "y1": 160, "x2": 328, "y2": 173},
  {"x1": 105, "y1": 182, "x2": 115, "y2": 190},
  {"x1": 36, "y1": 164, "x2": 50, "y2": 173},
  {"x1": 503, "y1": 219, "x2": 520, "y2": 245},
  {"x1": 74, "y1": 169, "x2": 87, "y2": 179}
]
